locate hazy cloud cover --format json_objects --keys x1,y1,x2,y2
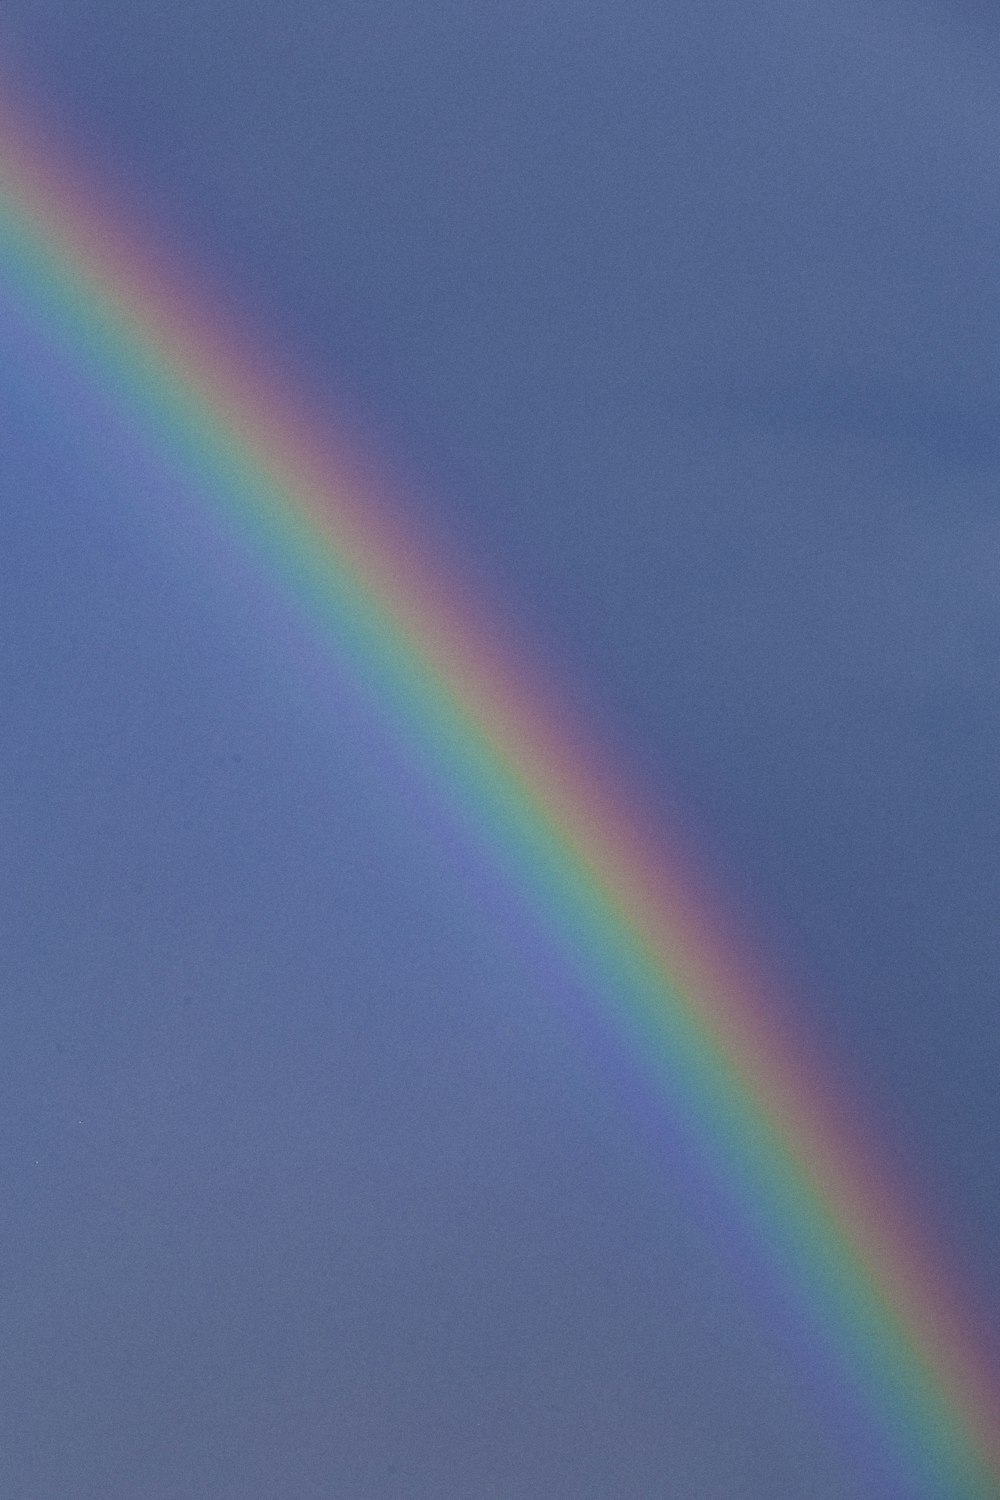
[{"x1": 1, "y1": 2, "x2": 998, "y2": 1494}]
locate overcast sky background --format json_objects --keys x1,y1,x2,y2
[{"x1": 1, "y1": 3, "x2": 999, "y2": 1496}]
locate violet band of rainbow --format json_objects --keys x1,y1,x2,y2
[{"x1": 1, "y1": 94, "x2": 997, "y2": 1496}]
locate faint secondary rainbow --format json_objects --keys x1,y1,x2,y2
[{"x1": 1, "y1": 93, "x2": 997, "y2": 1495}]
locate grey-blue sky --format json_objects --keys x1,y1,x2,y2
[{"x1": 1, "y1": 2, "x2": 998, "y2": 1495}]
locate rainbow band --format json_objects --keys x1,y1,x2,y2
[{"x1": 1, "y1": 97, "x2": 996, "y2": 1494}]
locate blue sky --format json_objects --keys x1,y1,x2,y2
[{"x1": 1, "y1": 3, "x2": 998, "y2": 1495}]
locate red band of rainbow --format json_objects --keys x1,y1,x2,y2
[{"x1": 1, "y1": 91, "x2": 997, "y2": 1495}]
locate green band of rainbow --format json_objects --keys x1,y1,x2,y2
[{"x1": 1, "y1": 95, "x2": 997, "y2": 1495}]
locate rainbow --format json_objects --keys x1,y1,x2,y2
[{"x1": 1, "y1": 91, "x2": 997, "y2": 1496}]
